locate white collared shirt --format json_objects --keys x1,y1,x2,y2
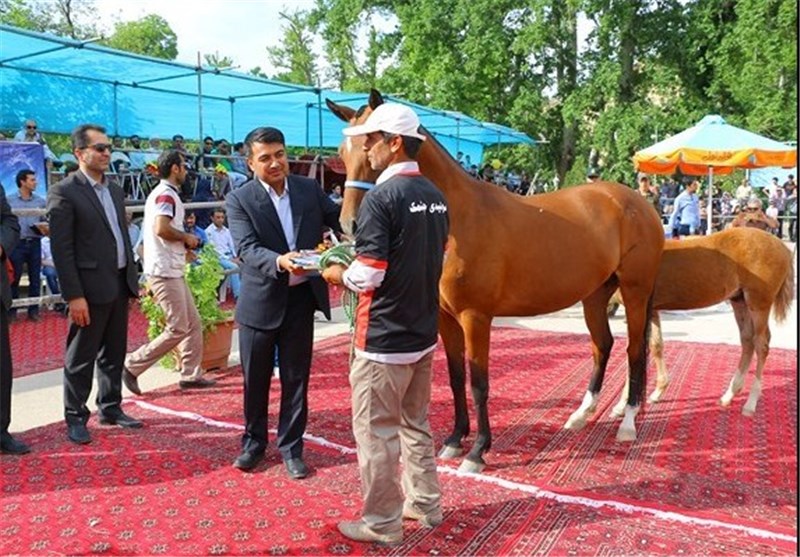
[{"x1": 258, "y1": 178, "x2": 306, "y2": 286}]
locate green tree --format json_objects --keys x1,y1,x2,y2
[
  {"x1": 204, "y1": 51, "x2": 235, "y2": 69},
  {"x1": 1, "y1": 0, "x2": 97, "y2": 39},
  {"x1": 103, "y1": 14, "x2": 178, "y2": 60},
  {"x1": 266, "y1": 10, "x2": 319, "y2": 85}
]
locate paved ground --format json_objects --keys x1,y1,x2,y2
[{"x1": 9, "y1": 246, "x2": 797, "y2": 434}]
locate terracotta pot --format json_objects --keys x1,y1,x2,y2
[{"x1": 202, "y1": 318, "x2": 235, "y2": 372}]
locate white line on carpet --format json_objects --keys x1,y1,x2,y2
[{"x1": 131, "y1": 399, "x2": 797, "y2": 545}]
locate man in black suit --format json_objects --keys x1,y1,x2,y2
[
  {"x1": 226, "y1": 127, "x2": 340, "y2": 478},
  {"x1": 47, "y1": 124, "x2": 143, "y2": 445},
  {"x1": 1, "y1": 186, "x2": 30, "y2": 454}
]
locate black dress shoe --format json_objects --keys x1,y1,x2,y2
[
  {"x1": 67, "y1": 423, "x2": 91, "y2": 444},
  {"x1": 99, "y1": 411, "x2": 143, "y2": 429},
  {"x1": 233, "y1": 451, "x2": 264, "y2": 471},
  {"x1": 284, "y1": 457, "x2": 310, "y2": 480},
  {"x1": 179, "y1": 377, "x2": 217, "y2": 389},
  {"x1": 122, "y1": 368, "x2": 142, "y2": 396},
  {"x1": 0, "y1": 432, "x2": 31, "y2": 455}
]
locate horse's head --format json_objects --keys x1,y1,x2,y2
[{"x1": 325, "y1": 89, "x2": 386, "y2": 237}]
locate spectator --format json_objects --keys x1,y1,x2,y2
[
  {"x1": 183, "y1": 210, "x2": 207, "y2": 259},
  {"x1": 129, "y1": 135, "x2": 143, "y2": 150},
  {"x1": 638, "y1": 175, "x2": 661, "y2": 216},
  {"x1": 328, "y1": 184, "x2": 343, "y2": 206},
  {"x1": 7, "y1": 169, "x2": 48, "y2": 321},
  {"x1": 586, "y1": 167, "x2": 601, "y2": 182},
  {"x1": 669, "y1": 179, "x2": 701, "y2": 238},
  {"x1": 735, "y1": 179, "x2": 752, "y2": 202},
  {"x1": 765, "y1": 199, "x2": 781, "y2": 236},
  {"x1": 148, "y1": 137, "x2": 162, "y2": 151},
  {"x1": 782, "y1": 174, "x2": 796, "y2": 197},
  {"x1": 126, "y1": 210, "x2": 140, "y2": 248},
  {"x1": 123, "y1": 149, "x2": 215, "y2": 394},
  {"x1": 730, "y1": 196, "x2": 778, "y2": 233},
  {"x1": 231, "y1": 142, "x2": 249, "y2": 175},
  {"x1": 40, "y1": 235, "x2": 66, "y2": 314},
  {"x1": 13, "y1": 119, "x2": 56, "y2": 161},
  {"x1": 204, "y1": 208, "x2": 240, "y2": 300},
  {"x1": 196, "y1": 136, "x2": 216, "y2": 170},
  {"x1": 171, "y1": 134, "x2": 189, "y2": 157},
  {"x1": 1, "y1": 186, "x2": 30, "y2": 454}
]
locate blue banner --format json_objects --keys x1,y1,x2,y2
[{"x1": 0, "y1": 141, "x2": 47, "y2": 198}]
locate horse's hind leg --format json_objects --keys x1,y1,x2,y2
[
  {"x1": 720, "y1": 300, "x2": 755, "y2": 407},
  {"x1": 615, "y1": 282, "x2": 654, "y2": 443},
  {"x1": 565, "y1": 283, "x2": 615, "y2": 431},
  {"x1": 438, "y1": 309, "x2": 470, "y2": 459},
  {"x1": 742, "y1": 308, "x2": 771, "y2": 417},
  {"x1": 459, "y1": 311, "x2": 493, "y2": 474}
]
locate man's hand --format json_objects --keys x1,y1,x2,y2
[
  {"x1": 68, "y1": 297, "x2": 91, "y2": 327},
  {"x1": 184, "y1": 233, "x2": 200, "y2": 249},
  {"x1": 278, "y1": 251, "x2": 306, "y2": 275},
  {"x1": 322, "y1": 263, "x2": 346, "y2": 285}
]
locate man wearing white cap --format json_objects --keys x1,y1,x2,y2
[{"x1": 323, "y1": 103, "x2": 450, "y2": 545}]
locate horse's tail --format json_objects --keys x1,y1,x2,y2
[{"x1": 772, "y1": 255, "x2": 795, "y2": 323}]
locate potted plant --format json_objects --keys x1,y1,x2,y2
[{"x1": 140, "y1": 244, "x2": 235, "y2": 372}]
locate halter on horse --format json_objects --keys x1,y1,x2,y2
[{"x1": 326, "y1": 90, "x2": 665, "y2": 472}]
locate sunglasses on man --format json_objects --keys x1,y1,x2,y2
[
  {"x1": 26, "y1": 125, "x2": 37, "y2": 130},
  {"x1": 82, "y1": 143, "x2": 112, "y2": 153}
]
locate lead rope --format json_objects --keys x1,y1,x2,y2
[{"x1": 319, "y1": 243, "x2": 358, "y2": 364}]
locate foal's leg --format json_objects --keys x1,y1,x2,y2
[
  {"x1": 720, "y1": 300, "x2": 755, "y2": 407},
  {"x1": 611, "y1": 311, "x2": 666, "y2": 415},
  {"x1": 648, "y1": 311, "x2": 669, "y2": 403},
  {"x1": 438, "y1": 309, "x2": 469, "y2": 458},
  {"x1": 565, "y1": 286, "x2": 615, "y2": 431},
  {"x1": 459, "y1": 311, "x2": 493, "y2": 474},
  {"x1": 742, "y1": 308, "x2": 771, "y2": 417}
]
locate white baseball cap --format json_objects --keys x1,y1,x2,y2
[{"x1": 342, "y1": 103, "x2": 426, "y2": 141}]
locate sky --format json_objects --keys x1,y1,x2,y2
[{"x1": 94, "y1": 0, "x2": 321, "y2": 76}]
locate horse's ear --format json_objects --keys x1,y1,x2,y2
[
  {"x1": 369, "y1": 89, "x2": 385, "y2": 108},
  {"x1": 326, "y1": 98, "x2": 356, "y2": 123}
]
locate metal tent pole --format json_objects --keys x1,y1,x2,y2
[
  {"x1": 707, "y1": 166, "x2": 713, "y2": 235},
  {"x1": 197, "y1": 52, "x2": 203, "y2": 141}
]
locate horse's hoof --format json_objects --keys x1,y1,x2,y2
[
  {"x1": 742, "y1": 406, "x2": 756, "y2": 417},
  {"x1": 564, "y1": 414, "x2": 587, "y2": 431},
  {"x1": 719, "y1": 396, "x2": 733, "y2": 407},
  {"x1": 458, "y1": 459, "x2": 485, "y2": 474},
  {"x1": 647, "y1": 392, "x2": 663, "y2": 404},
  {"x1": 616, "y1": 427, "x2": 637, "y2": 443},
  {"x1": 438, "y1": 445, "x2": 463, "y2": 459},
  {"x1": 609, "y1": 404, "x2": 626, "y2": 418}
]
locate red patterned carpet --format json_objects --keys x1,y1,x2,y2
[
  {"x1": 1, "y1": 328, "x2": 796, "y2": 556},
  {"x1": 8, "y1": 286, "x2": 344, "y2": 378}
]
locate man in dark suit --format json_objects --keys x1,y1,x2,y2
[
  {"x1": 47, "y1": 124, "x2": 143, "y2": 445},
  {"x1": 1, "y1": 186, "x2": 30, "y2": 454},
  {"x1": 226, "y1": 127, "x2": 340, "y2": 478}
]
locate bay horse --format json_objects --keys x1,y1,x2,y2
[
  {"x1": 610, "y1": 227, "x2": 795, "y2": 417},
  {"x1": 326, "y1": 90, "x2": 665, "y2": 472},
  {"x1": 289, "y1": 153, "x2": 346, "y2": 193}
]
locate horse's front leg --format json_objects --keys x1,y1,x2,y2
[
  {"x1": 565, "y1": 286, "x2": 615, "y2": 430},
  {"x1": 438, "y1": 309, "x2": 470, "y2": 458},
  {"x1": 459, "y1": 311, "x2": 492, "y2": 474},
  {"x1": 647, "y1": 311, "x2": 669, "y2": 403}
]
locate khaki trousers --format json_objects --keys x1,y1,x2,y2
[
  {"x1": 126, "y1": 275, "x2": 203, "y2": 380},
  {"x1": 350, "y1": 352, "x2": 441, "y2": 535}
]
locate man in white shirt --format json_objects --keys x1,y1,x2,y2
[
  {"x1": 123, "y1": 150, "x2": 216, "y2": 394},
  {"x1": 205, "y1": 208, "x2": 240, "y2": 299}
]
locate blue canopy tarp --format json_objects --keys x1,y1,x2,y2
[{"x1": 0, "y1": 24, "x2": 535, "y2": 164}]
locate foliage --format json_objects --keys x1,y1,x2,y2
[
  {"x1": 102, "y1": 14, "x2": 178, "y2": 60},
  {"x1": 0, "y1": 0, "x2": 98, "y2": 39},
  {"x1": 204, "y1": 51, "x2": 235, "y2": 69},
  {"x1": 266, "y1": 10, "x2": 320, "y2": 86},
  {"x1": 140, "y1": 244, "x2": 232, "y2": 368}
]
